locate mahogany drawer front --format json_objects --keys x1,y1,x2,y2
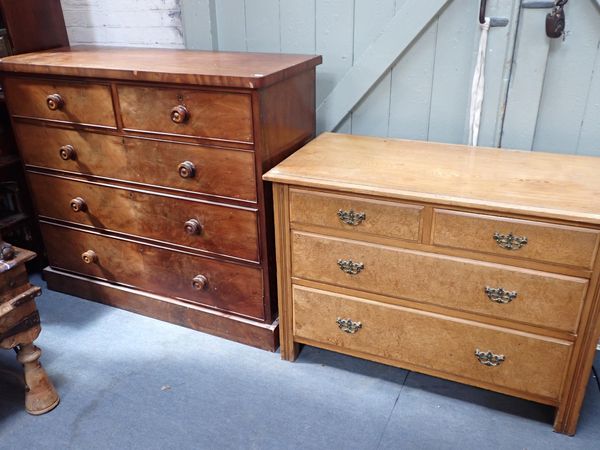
[
  {"x1": 293, "y1": 286, "x2": 571, "y2": 400},
  {"x1": 289, "y1": 188, "x2": 422, "y2": 241},
  {"x1": 14, "y1": 123, "x2": 257, "y2": 202},
  {"x1": 432, "y1": 210, "x2": 599, "y2": 269},
  {"x1": 3, "y1": 77, "x2": 116, "y2": 127},
  {"x1": 29, "y1": 173, "x2": 259, "y2": 262},
  {"x1": 40, "y1": 223, "x2": 265, "y2": 320},
  {"x1": 117, "y1": 85, "x2": 253, "y2": 143},
  {"x1": 292, "y1": 232, "x2": 587, "y2": 332}
]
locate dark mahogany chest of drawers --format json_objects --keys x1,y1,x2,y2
[{"x1": 0, "y1": 46, "x2": 321, "y2": 350}]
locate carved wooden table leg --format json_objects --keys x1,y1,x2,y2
[
  {"x1": 16, "y1": 343, "x2": 59, "y2": 415},
  {"x1": 0, "y1": 241, "x2": 59, "y2": 415}
]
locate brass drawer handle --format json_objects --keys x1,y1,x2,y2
[
  {"x1": 336, "y1": 317, "x2": 362, "y2": 334},
  {"x1": 192, "y1": 274, "x2": 208, "y2": 290},
  {"x1": 337, "y1": 209, "x2": 366, "y2": 226},
  {"x1": 70, "y1": 197, "x2": 87, "y2": 212},
  {"x1": 59, "y1": 145, "x2": 75, "y2": 160},
  {"x1": 475, "y1": 349, "x2": 505, "y2": 367},
  {"x1": 178, "y1": 161, "x2": 196, "y2": 179},
  {"x1": 485, "y1": 287, "x2": 517, "y2": 304},
  {"x1": 337, "y1": 259, "x2": 364, "y2": 275},
  {"x1": 171, "y1": 105, "x2": 189, "y2": 124},
  {"x1": 81, "y1": 250, "x2": 97, "y2": 264},
  {"x1": 46, "y1": 93, "x2": 64, "y2": 111},
  {"x1": 493, "y1": 232, "x2": 528, "y2": 250},
  {"x1": 184, "y1": 219, "x2": 203, "y2": 235}
]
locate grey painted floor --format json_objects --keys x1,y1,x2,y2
[{"x1": 0, "y1": 274, "x2": 599, "y2": 450}]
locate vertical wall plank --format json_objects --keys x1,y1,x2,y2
[
  {"x1": 181, "y1": 0, "x2": 217, "y2": 50},
  {"x1": 428, "y1": 0, "x2": 479, "y2": 144},
  {"x1": 532, "y1": 2, "x2": 600, "y2": 153},
  {"x1": 477, "y1": 0, "x2": 521, "y2": 148},
  {"x1": 351, "y1": 0, "x2": 396, "y2": 137},
  {"x1": 577, "y1": 45, "x2": 600, "y2": 156},
  {"x1": 500, "y1": 9, "x2": 551, "y2": 151},
  {"x1": 280, "y1": 0, "x2": 316, "y2": 54},
  {"x1": 387, "y1": 21, "x2": 437, "y2": 140},
  {"x1": 215, "y1": 0, "x2": 247, "y2": 51},
  {"x1": 315, "y1": 0, "x2": 355, "y2": 110},
  {"x1": 245, "y1": 0, "x2": 280, "y2": 52}
]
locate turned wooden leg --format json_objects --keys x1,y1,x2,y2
[{"x1": 16, "y1": 343, "x2": 59, "y2": 415}]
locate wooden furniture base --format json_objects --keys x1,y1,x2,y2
[
  {"x1": 265, "y1": 133, "x2": 600, "y2": 435},
  {"x1": 0, "y1": 244, "x2": 59, "y2": 415},
  {"x1": 43, "y1": 267, "x2": 279, "y2": 351}
]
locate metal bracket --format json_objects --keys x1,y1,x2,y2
[
  {"x1": 479, "y1": 0, "x2": 509, "y2": 27},
  {"x1": 522, "y1": 1, "x2": 556, "y2": 8}
]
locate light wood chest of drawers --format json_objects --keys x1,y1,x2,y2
[
  {"x1": 264, "y1": 132, "x2": 600, "y2": 434},
  {"x1": 0, "y1": 46, "x2": 321, "y2": 350}
]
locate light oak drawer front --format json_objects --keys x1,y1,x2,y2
[
  {"x1": 292, "y1": 232, "x2": 587, "y2": 332},
  {"x1": 29, "y1": 173, "x2": 259, "y2": 262},
  {"x1": 118, "y1": 85, "x2": 253, "y2": 143},
  {"x1": 41, "y1": 223, "x2": 265, "y2": 320},
  {"x1": 293, "y1": 285, "x2": 571, "y2": 400},
  {"x1": 14, "y1": 123, "x2": 257, "y2": 202},
  {"x1": 3, "y1": 77, "x2": 116, "y2": 127},
  {"x1": 290, "y1": 189, "x2": 422, "y2": 241},
  {"x1": 432, "y1": 210, "x2": 599, "y2": 269}
]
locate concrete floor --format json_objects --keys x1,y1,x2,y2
[{"x1": 0, "y1": 274, "x2": 599, "y2": 450}]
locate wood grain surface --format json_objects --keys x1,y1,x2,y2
[
  {"x1": 293, "y1": 285, "x2": 571, "y2": 401},
  {"x1": 0, "y1": 46, "x2": 322, "y2": 88},
  {"x1": 264, "y1": 133, "x2": 600, "y2": 224},
  {"x1": 14, "y1": 122, "x2": 258, "y2": 202}
]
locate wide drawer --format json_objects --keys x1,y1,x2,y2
[
  {"x1": 292, "y1": 232, "x2": 587, "y2": 332},
  {"x1": 432, "y1": 209, "x2": 599, "y2": 269},
  {"x1": 118, "y1": 85, "x2": 253, "y2": 143},
  {"x1": 290, "y1": 188, "x2": 422, "y2": 242},
  {"x1": 293, "y1": 285, "x2": 571, "y2": 401},
  {"x1": 14, "y1": 123, "x2": 257, "y2": 202},
  {"x1": 40, "y1": 223, "x2": 265, "y2": 320},
  {"x1": 29, "y1": 172, "x2": 259, "y2": 262},
  {"x1": 3, "y1": 77, "x2": 116, "y2": 127}
]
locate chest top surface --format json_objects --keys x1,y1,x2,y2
[
  {"x1": 0, "y1": 45, "x2": 322, "y2": 88},
  {"x1": 263, "y1": 133, "x2": 600, "y2": 225}
]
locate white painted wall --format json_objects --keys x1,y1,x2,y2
[{"x1": 60, "y1": 0, "x2": 184, "y2": 48}]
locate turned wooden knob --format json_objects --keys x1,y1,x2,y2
[
  {"x1": 170, "y1": 105, "x2": 189, "y2": 123},
  {"x1": 59, "y1": 144, "x2": 75, "y2": 160},
  {"x1": 46, "y1": 93, "x2": 64, "y2": 111},
  {"x1": 184, "y1": 219, "x2": 203, "y2": 235},
  {"x1": 192, "y1": 274, "x2": 208, "y2": 290},
  {"x1": 70, "y1": 197, "x2": 86, "y2": 212},
  {"x1": 178, "y1": 161, "x2": 195, "y2": 179},
  {"x1": 81, "y1": 250, "x2": 97, "y2": 264}
]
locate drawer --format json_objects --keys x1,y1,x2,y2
[
  {"x1": 292, "y1": 232, "x2": 587, "y2": 332},
  {"x1": 29, "y1": 173, "x2": 259, "y2": 262},
  {"x1": 14, "y1": 123, "x2": 257, "y2": 202},
  {"x1": 290, "y1": 188, "x2": 422, "y2": 242},
  {"x1": 40, "y1": 223, "x2": 265, "y2": 320},
  {"x1": 3, "y1": 77, "x2": 116, "y2": 127},
  {"x1": 432, "y1": 210, "x2": 599, "y2": 269},
  {"x1": 118, "y1": 85, "x2": 253, "y2": 143},
  {"x1": 293, "y1": 285, "x2": 571, "y2": 401}
]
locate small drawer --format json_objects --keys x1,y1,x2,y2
[
  {"x1": 3, "y1": 77, "x2": 116, "y2": 127},
  {"x1": 41, "y1": 223, "x2": 265, "y2": 320},
  {"x1": 290, "y1": 188, "x2": 422, "y2": 242},
  {"x1": 292, "y1": 232, "x2": 587, "y2": 332},
  {"x1": 118, "y1": 85, "x2": 253, "y2": 143},
  {"x1": 29, "y1": 173, "x2": 259, "y2": 262},
  {"x1": 293, "y1": 285, "x2": 571, "y2": 401},
  {"x1": 14, "y1": 123, "x2": 257, "y2": 202},
  {"x1": 432, "y1": 210, "x2": 599, "y2": 269}
]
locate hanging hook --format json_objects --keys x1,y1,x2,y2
[{"x1": 479, "y1": 0, "x2": 487, "y2": 23}]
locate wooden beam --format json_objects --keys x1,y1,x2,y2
[{"x1": 316, "y1": 0, "x2": 451, "y2": 133}]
